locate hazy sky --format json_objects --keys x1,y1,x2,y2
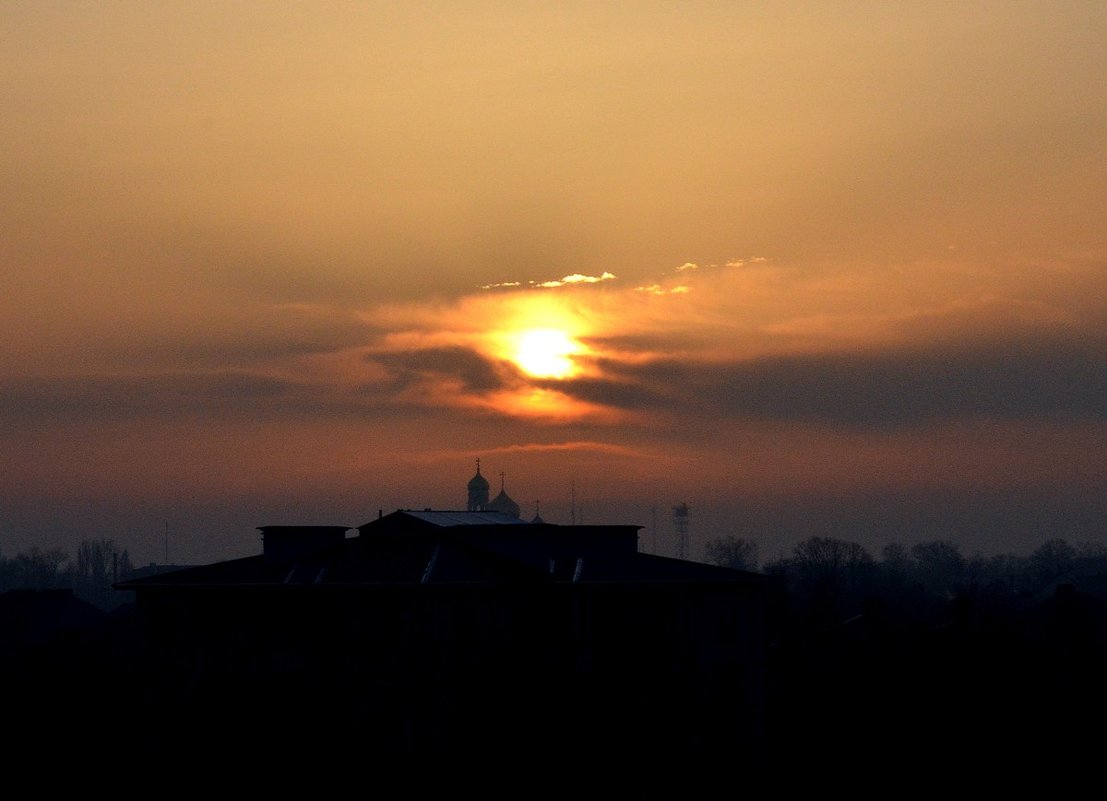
[{"x1": 3, "y1": 2, "x2": 1105, "y2": 565}]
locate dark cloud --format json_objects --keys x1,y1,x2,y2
[
  {"x1": 0, "y1": 370, "x2": 458, "y2": 427},
  {"x1": 584, "y1": 332, "x2": 718, "y2": 353},
  {"x1": 115, "y1": 337, "x2": 356, "y2": 366},
  {"x1": 366, "y1": 346, "x2": 508, "y2": 393},
  {"x1": 567, "y1": 335, "x2": 1106, "y2": 427},
  {"x1": 0, "y1": 372, "x2": 293, "y2": 423},
  {"x1": 0, "y1": 351, "x2": 523, "y2": 427}
]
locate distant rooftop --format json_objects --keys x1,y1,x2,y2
[{"x1": 396, "y1": 509, "x2": 530, "y2": 527}]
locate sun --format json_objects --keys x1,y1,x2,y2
[{"x1": 513, "y1": 328, "x2": 581, "y2": 379}]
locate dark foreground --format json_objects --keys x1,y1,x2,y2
[{"x1": 4, "y1": 583, "x2": 1104, "y2": 788}]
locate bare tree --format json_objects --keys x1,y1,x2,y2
[
  {"x1": 910, "y1": 540, "x2": 966, "y2": 598},
  {"x1": 1, "y1": 547, "x2": 70, "y2": 590},
  {"x1": 789, "y1": 536, "x2": 876, "y2": 620},
  {"x1": 1028, "y1": 539, "x2": 1077, "y2": 589},
  {"x1": 72, "y1": 539, "x2": 130, "y2": 609},
  {"x1": 703, "y1": 535, "x2": 760, "y2": 571}
]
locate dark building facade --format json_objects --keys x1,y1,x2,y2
[{"x1": 116, "y1": 507, "x2": 779, "y2": 763}]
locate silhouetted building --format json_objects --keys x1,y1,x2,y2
[{"x1": 115, "y1": 503, "x2": 778, "y2": 761}]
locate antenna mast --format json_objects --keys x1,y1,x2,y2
[{"x1": 672, "y1": 503, "x2": 689, "y2": 560}]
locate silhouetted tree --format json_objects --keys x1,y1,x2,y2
[
  {"x1": 786, "y1": 536, "x2": 876, "y2": 621},
  {"x1": 878, "y1": 542, "x2": 911, "y2": 590},
  {"x1": 0, "y1": 546, "x2": 70, "y2": 590},
  {"x1": 910, "y1": 540, "x2": 966, "y2": 598},
  {"x1": 1028, "y1": 539, "x2": 1077, "y2": 589},
  {"x1": 70, "y1": 538, "x2": 131, "y2": 609},
  {"x1": 703, "y1": 535, "x2": 759, "y2": 571},
  {"x1": 794, "y1": 536, "x2": 873, "y2": 583},
  {"x1": 881, "y1": 542, "x2": 910, "y2": 572},
  {"x1": 965, "y1": 551, "x2": 1028, "y2": 600},
  {"x1": 1073, "y1": 542, "x2": 1107, "y2": 577}
]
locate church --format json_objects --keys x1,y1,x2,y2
[{"x1": 464, "y1": 458, "x2": 524, "y2": 519}]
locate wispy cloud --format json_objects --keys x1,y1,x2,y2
[
  {"x1": 537, "y1": 272, "x2": 617, "y2": 288},
  {"x1": 634, "y1": 284, "x2": 690, "y2": 295},
  {"x1": 632, "y1": 258, "x2": 767, "y2": 294},
  {"x1": 481, "y1": 272, "x2": 617, "y2": 291}
]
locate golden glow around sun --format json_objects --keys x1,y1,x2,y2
[{"x1": 513, "y1": 328, "x2": 581, "y2": 378}]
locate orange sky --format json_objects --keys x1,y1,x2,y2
[{"x1": 2, "y1": 3, "x2": 1105, "y2": 564}]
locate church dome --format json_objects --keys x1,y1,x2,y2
[
  {"x1": 487, "y1": 489, "x2": 521, "y2": 519},
  {"x1": 467, "y1": 460, "x2": 490, "y2": 511},
  {"x1": 484, "y1": 469, "x2": 521, "y2": 518}
]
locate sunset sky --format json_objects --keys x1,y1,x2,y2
[{"x1": 3, "y1": 3, "x2": 1105, "y2": 566}]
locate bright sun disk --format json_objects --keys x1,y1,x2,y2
[{"x1": 513, "y1": 328, "x2": 580, "y2": 378}]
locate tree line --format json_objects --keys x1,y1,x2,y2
[
  {"x1": 0, "y1": 538, "x2": 134, "y2": 610},
  {"x1": 701, "y1": 534, "x2": 1107, "y2": 771},
  {"x1": 704, "y1": 534, "x2": 1107, "y2": 623}
]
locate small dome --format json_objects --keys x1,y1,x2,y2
[{"x1": 487, "y1": 489, "x2": 520, "y2": 519}]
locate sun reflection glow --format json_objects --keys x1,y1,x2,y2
[{"x1": 486, "y1": 386, "x2": 614, "y2": 421}]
